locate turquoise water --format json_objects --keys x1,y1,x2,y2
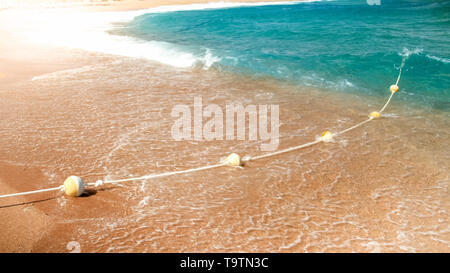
[{"x1": 120, "y1": 0, "x2": 450, "y2": 110}]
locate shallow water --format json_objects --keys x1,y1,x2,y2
[{"x1": 0, "y1": 51, "x2": 448, "y2": 252}]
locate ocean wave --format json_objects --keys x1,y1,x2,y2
[
  {"x1": 398, "y1": 48, "x2": 449, "y2": 65},
  {"x1": 132, "y1": 1, "x2": 320, "y2": 16},
  {"x1": 2, "y1": 10, "x2": 205, "y2": 68},
  {"x1": 2, "y1": 1, "x2": 318, "y2": 69},
  {"x1": 198, "y1": 49, "x2": 222, "y2": 69},
  {"x1": 399, "y1": 48, "x2": 423, "y2": 58},
  {"x1": 107, "y1": 1, "x2": 319, "y2": 68},
  {"x1": 425, "y1": 54, "x2": 450, "y2": 64},
  {"x1": 403, "y1": 1, "x2": 450, "y2": 11}
]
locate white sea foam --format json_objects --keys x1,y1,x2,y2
[
  {"x1": 1, "y1": 1, "x2": 318, "y2": 68},
  {"x1": 2, "y1": 9, "x2": 199, "y2": 67},
  {"x1": 399, "y1": 48, "x2": 423, "y2": 58},
  {"x1": 130, "y1": 0, "x2": 318, "y2": 15},
  {"x1": 398, "y1": 48, "x2": 449, "y2": 65},
  {"x1": 425, "y1": 54, "x2": 450, "y2": 64},
  {"x1": 199, "y1": 48, "x2": 222, "y2": 69}
]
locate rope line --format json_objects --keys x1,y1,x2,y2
[
  {"x1": 396, "y1": 66, "x2": 403, "y2": 85},
  {"x1": 85, "y1": 163, "x2": 226, "y2": 187},
  {"x1": 336, "y1": 118, "x2": 373, "y2": 136},
  {"x1": 0, "y1": 186, "x2": 64, "y2": 199},
  {"x1": 245, "y1": 139, "x2": 322, "y2": 162},
  {"x1": 0, "y1": 62, "x2": 405, "y2": 199},
  {"x1": 379, "y1": 91, "x2": 395, "y2": 113}
]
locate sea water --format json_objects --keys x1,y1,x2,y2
[{"x1": 116, "y1": 0, "x2": 450, "y2": 110}]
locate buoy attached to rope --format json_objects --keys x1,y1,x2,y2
[
  {"x1": 390, "y1": 84, "x2": 399, "y2": 93},
  {"x1": 320, "y1": 131, "x2": 334, "y2": 142},
  {"x1": 369, "y1": 111, "x2": 381, "y2": 119},
  {"x1": 224, "y1": 153, "x2": 242, "y2": 167},
  {"x1": 63, "y1": 176, "x2": 85, "y2": 197}
]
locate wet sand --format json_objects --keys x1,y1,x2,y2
[{"x1": 0, "y1": 1, "x2": 449, "y2": 253}]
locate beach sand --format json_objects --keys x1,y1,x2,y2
[{"x1": 0, "y1": 1, "x2": 449, "y2": 252}]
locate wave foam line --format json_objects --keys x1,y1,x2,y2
[
  {"x1": 425, "y1": 54, "x2": 450, "y2": 64},
  {"x1": 132, "y1": 1, "x2": 319, "y2": 15},
  {"x1": 1, "y1": 1, "x2": 319, "y2": 68}
]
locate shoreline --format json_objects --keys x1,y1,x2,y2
[
  {"x1": 0, "y1": 1, "x2": 312, "y2": 77},
  {"x1": 0, "y1": 1, "x2": 449, "y2": 252},
  {"x1": 1, "y1": 0, "x2": 310, "y2": 11}
]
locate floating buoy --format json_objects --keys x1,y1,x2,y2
[
  {"x1": 390, "y1": 84, "x2": 399, "y2": 93},
  {"x1": 369, "y1": 111, "x2": 381, "y2": 119},
  {"x1": 63, "y1": 176, "x2": 85, "y2": 197},
  {"x1": 320, "y1": 131, "x2": 334, "y2": 142},
  {"x1": 224, "y1": 153, "x2": 242, "y2": 167}
]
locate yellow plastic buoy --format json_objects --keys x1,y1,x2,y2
[
  {"x1": 390, "y1": 84, "x2": 399, "y2": 93},
  {"x1": 224, "y1": 153, "x2": 242, "y2": 167},
  {"x1": 63, "y1": 176, "x2": 85, "y2": 197},
  {"x1": 369, "y1": 111, "x2": 381, "y2": 119},
  {"x1": 321, "y1": 131, "x2": 334, "y2": 142}
]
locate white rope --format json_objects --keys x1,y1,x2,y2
[
  {"x1": 335, "y1": 118, "x2": 373, "y2": 136},
  {"x1": 0, "y1": 185, "x2": 64, "y2": 199},
  {"x1": 0, "y1": 61, "x2": 405, "y2": 199},
  {"x1": 379, "y1": 91, "x2": 395, "y2": 113},
  {"x1": 85, "y1": 163, "x2": 225, "y2": 187},
  {"x1": 244, "y1": 139, "x2": 322, "y2": 162},
  {"x1": 396, "y1": 66, "x2": 403, "y2": 85}
]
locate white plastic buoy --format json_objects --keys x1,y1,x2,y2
[
  {"x1": 320, "y1": 131, "x2": 334, "y2": 142},
  {"x1": 224, "y1": 153, "x2": 242, "y2": 167},
  {"x1": 63, "y1": 176, "x2": 85, "y2": 197}
]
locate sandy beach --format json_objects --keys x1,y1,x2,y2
[{"x1": 0, "y1": 0, "x2": 449, "y2": 253}]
